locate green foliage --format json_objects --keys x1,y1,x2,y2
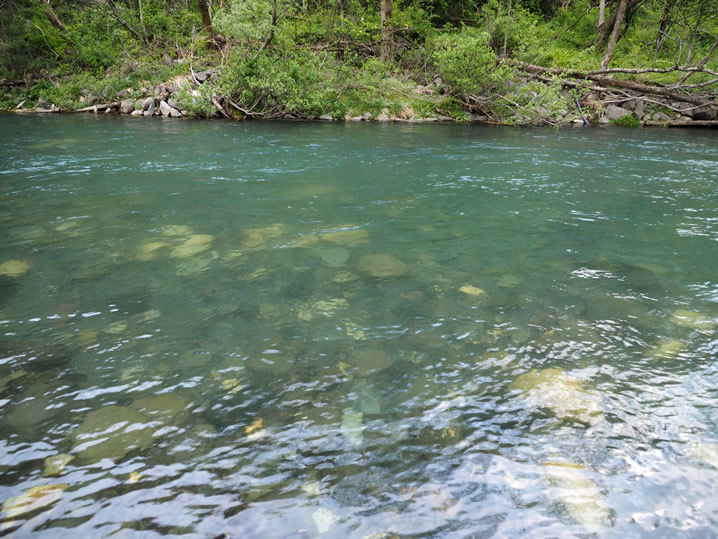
[
  {"x1": 495, "y1": 77, "x2": 570, "y2": 125},
  {"x1": 611, "y1": 114, "x2": 640, "y2": 127},
  {"x1": 431, "y1": 27, "x2": 510, "y2": 96},
  {"x1": 218, "y1": 47, "x2": 330, "y2": 116}
]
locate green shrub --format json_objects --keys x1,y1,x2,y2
[
  {"x1": 218, "y1": 47, "x2": 331, "y2": 116},
  {"x1": 611, "y1": 114, "x2": 640, "y2": 127},
  {"x1": 431, "y1": 27, "x2": 510, "y2": 96}
]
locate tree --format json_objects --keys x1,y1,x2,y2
[
  {"x1": 600, "y1": 0, "x2": 628, "y2": 69},
  {"x1": 380, "y1": 0, "x2": 393, "y2": 62},
  {"x1": 197, "y1": 0, "x2": 214, "y2": 43}
]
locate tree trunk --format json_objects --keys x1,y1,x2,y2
[
  {"x1": 380, "y1": 0, "x2": 393, "y2": 62},
  {"x1": 654, "y1": 0, "x2": 672, "y2": 55},
  {"x1": 103, "y1": 0, "x2": 143, "y2": 41},
  {"x1": 197, "y1": 0, "x2": 214, "y2": 43},
  {"x1": 503, "y1": 0, "x2": 512, "y2": 58},
  {"x1": 675, "y1": 37, "x2": 718, "y2": 85},
  {"x1": 600, "y1": 0, "x2": 628, "y2": 70},
  {"x1": 44, "y1": 0, "x2": 67, "y2": 33},
  {"x1": 597, "y1": 0, "x2": 605, "y2": 28}
]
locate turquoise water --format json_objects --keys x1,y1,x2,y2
[{"x1": 0, "y1": 114, "x2": 717, "y2": 537}]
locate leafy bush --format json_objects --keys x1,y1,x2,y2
[
  {"x1": 611, "y1": 114, "x2": 640, "y2": 127},
  {"x1": 431, "y1": 27, "x2": 510, "y2": 96},
  {"x1": 218, "y1": 47, "x2": 331, "y2": 116}
]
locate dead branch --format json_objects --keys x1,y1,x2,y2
[{"x1": 510, "y1": 60, "x2": 714, "y2": 106}]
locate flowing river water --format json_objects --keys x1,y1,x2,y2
[{"x1": 0, "y1": 115, "x2": 717, "y2": 537}]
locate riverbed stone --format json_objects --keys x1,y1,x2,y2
[
  {"x1": 43, "y1": 453, "x2": 75, "y2": 477},
  {"x1": 510, "y1": 368, "x2": 602, "y2": 425},
  {"x1": 376, "y1": 113, "x2": 390, "y2": 122},
  {"x1": 143, "y1": 101, "x2": 155, "y2": 117},
  {"x1": 170, "y1": 233, "x2": 214, "y2": 258},
  {"x1": 0, "y1": 259, "x2": 29, "y2": 277},
  {"x1": 141, "y1": 97, "x2": 154, "y2": 111},
  {"x1": 542, "y1": 461, "x2": 610, "y2": 532},
  {"x1": 318, "y1": 114, "x2": 333, "y2": 121},
  {"x1": 316, "y1": 246, "x2": 350, "y2": 267},
  {"x1": 652, "y1": 112, "x2": 671, "y2": 122},
  {"x1": 120, "y1": 98, "x2": 134, "y2": 114},
  {"x1": 358, "y1": 253, "x2": 408, "y2": 278},
  {"x1": 320, "y1": 227, "x2": 369, "y2": 247},
  {"x1": 70, "y1": 405, "x2": 154, "y2": 462},
  {"x1": 604, "y1": 105, "x2": 633, "y2": 121}
]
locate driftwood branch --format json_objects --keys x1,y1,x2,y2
[
  {"x1": 74, "y1": 102, "x2": 120, "y2": 112},
  {"x1": 588, "y1": 65, "x2": 718, "y2": 78},
  {"x1": 510, "y1": 60, "x2": 714, "y2": 106}
]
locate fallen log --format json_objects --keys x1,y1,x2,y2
[
  {"x1": 643, "y1": 120, "x2": 718, "y2": 127},
  {"x1": 74, "y1": 102, "x2": 120, "y2": 112},
  {"x1": 509, "y1": 60, "x2": 715, "y2": 107}
]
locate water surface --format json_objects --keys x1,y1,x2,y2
[{"x1": 1, "y1": 115, "x2": 717, "y2": 537}]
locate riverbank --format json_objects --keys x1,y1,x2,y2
[{"x1": 5, "y1": 68, "x2": 716, "y2": 128}]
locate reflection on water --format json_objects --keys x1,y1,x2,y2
[{"x1": 1, "y1": 115, "x2": 717, "y2": 536}]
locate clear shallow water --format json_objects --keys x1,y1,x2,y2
[{"x1": 0, "y1": 114, "x2": 717, "y2": 537}]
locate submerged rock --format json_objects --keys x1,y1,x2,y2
[
  {"x1": 510, "y1": 368, "x2": 602, "y2": 425},
  {"x1": 459, "y1": 284, "x2": 485, "y2": 297},
  {"x1": 0, "y1": 370, "x2": 27, "y2": 394},
  {"x1": 341, "y1": 409, "x2": 363, "y2": 448},
  {"x1": 650, "y1": 339, "x2": 685, "y2": 360},
  {"x1": 0, "y1": 260, "x2": 30, "y2": 277},
  {"x1": 70, "y1": 405, "x2": 154, "y2": 462},
  {"x1": 671, "y1": 309, "x2": 714, "y2": 333},
  {"x1": 312, "y1": 507, "x2": 339, "y2": 534},
  {"x1": 350, "y1": 347, "x2": 393, "y2": 376},
  {"x1": 137, "y1": 240, "x2": 170, "y2": 261},
  {"x1": 241, "y1": 224, "x2": 285, "y2": 249},
  {"x1": 130, "y1": 393, "x2": 189, "y2": 425},
  {"x1": 320, "y1": 227, "x2": 369, "y2": 247},
  {"x1": 161, "y1": 225, "x2": 193, "y2": 237},
  {"x1": 358, "y1": 253, "x2": 408, "y2": 278},
  {"x1": 1, "y1": 484, "x2": 67, "y2": 521},
  {"x1": 497, "y1": 274, "x2": 521, "y2": 288},
  {"x1": 316, "y1": 247, "x2": 350, "y2": 267},
  {"x1": 43, "y1": 453, "x2": 74, "y2": 477},
  {"x1": 176, "y1": 255, "x2": 212, "y2": 275},
  {"x1": 298, "y1": 298, "x2": 349, "y2": 321},
  {"x1": 170, "y1": 234, "x2": 214, "y2": 258},
  {"x1": 542, "y1": 460, "x2": 610, "y2": 532},
  {"x1": 691, "y1": 442, "x2": 718, "y2": 469}
]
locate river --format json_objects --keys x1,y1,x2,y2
[{"x1": 1, "y1": 114, "x2": 717, "y2": 537}]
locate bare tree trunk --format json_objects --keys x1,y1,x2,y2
[
  {"x1": 103, "y1": 0, "x2": 143, "y2": 41},
  {"x1": 674, "y1": 37, "x2": 718, "y2": 85},
  {"x1": 44, "y1": 0, "x2": 67, "y2": 33},
  {"x1": 380, "y1": 0, "x2": 393, "y2": 62},
  {"x1": 654, "y1": 0, "x2": 672, "y2": 55},
  {"x1": 503, "y1": 0, "x2": 512, "y2": 58},
  {"x1": 598, "y1": 0, "x2": 605, "y2": 28},
  {"x1": 197, "y1": 0, "x2": 214, "y2": 43},
  {"x1": 138, "y1": 0, "x2": 146, "y2": 35},
  {"x1": 600, "y1": 0, "x2": 628, "y2": 70}
]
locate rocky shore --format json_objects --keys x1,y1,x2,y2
[{"x1": 8, "y1": 69, "x2": 717, "y2": 128}]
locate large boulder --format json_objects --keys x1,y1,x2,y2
[
  {"x1": 604, "y1": 104, "x2": 633, "y2": 121},
  {"x1": 141, "y1": 97, "x2": 154, "y2": 111},
  {"x1": 691, "y1": 106, "x2": 716, "y2": 121},
  {"x1": 120, "y1": 98, "x2": 134, "y2": 114},
  {"x1": 143, "y1": 100, "x2": 155, "y2": 117}
]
